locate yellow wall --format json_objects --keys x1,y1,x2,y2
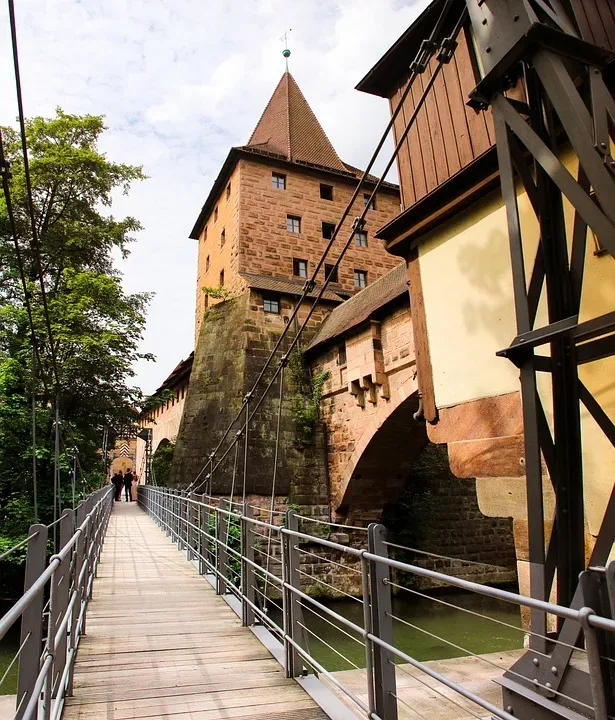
[{"x1": 418, "y1": 152, "x2": 615, "y2": 537}]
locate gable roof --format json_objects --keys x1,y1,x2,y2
[
  {"x1": 240, "y1": 272, "x2": 348, "y2": 303},
  {"x1": 248, "y1": 72, "x2": 347, "y2": 173},
  {"x1": 189, "y1": 74, "x2": 399, "y2": 240},
  {"x1": 306, "y1": 262, "x2": 409, "y2": 353}
]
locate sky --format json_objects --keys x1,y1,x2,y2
[{"x1": 0, "y1": 0, "x2": 430, "y2": 396}]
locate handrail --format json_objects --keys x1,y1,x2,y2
[
  {"x1": 138, "y1": 485, "x2": 615, "y2": 720},
  {"x1": 1, "y1": 486, "x2": 114, "y2": 720}
]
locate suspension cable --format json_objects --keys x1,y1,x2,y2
[
  {"x1": 190, "y1": 5, "x2": 467, "y2": 493},
  {"x1": 186, "y1": 0, "x2": 461, "y2": 493}
]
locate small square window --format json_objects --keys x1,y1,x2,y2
[
  {"x1": 226, "y1": 183, "x2": 231, "y2": 201},
  {"x1": 221, "y1": 228, "x2": 226, "y2": 247},
  {"x1": 206, "y1": 255, "x2": 210, "y2": 272},
  {"x1": 219, "y1": 269, "x2": 225, "y2": 287},
  {"x1": 337, "y1": 343, "x2": 347, "y2": 367},
  {"x1": 355, "y1": 230, "x2": 368, "y2": 248},
  {"x1": 320, "y1": 184, "x2": 333, "y2": 201},
  {"x1": 214, "y1": 206, "x2": 218, "y2": 223},
  {"x1": 322, "y1": 222, "x2": 336, "y2": 240},
  {"x1": 293, "y1": 258, "x2": 308, "y2": 278},
  {"x1": 204, "y1": 294, "x2": 209, "y2": 309},
  {"x1": 363, "y1": 193, "x2": 376, "y2": 210},
  {"x1": 325, "y1": 264, "x2": 338, "y2": 283},
  {"x1": 263, "y1": 294, "x2": 280, "y2": 314},
  {"x1": 354, "y1": 269, "x2": 367, "y2": 288},
  {"x1": 287, "y1": 215, "x2": 301, "y2": 234},
  {"x1": 272, "y1": 172, "x2": 286, "y2": 190}
]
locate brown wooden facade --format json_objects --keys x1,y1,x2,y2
[{"x1": 357, "y1": 0, "x2": 615, "y2": 214}]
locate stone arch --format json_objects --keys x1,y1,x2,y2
[
  {"x1": 334, "y1": 376, "x2": 427, "y2": 518},
  {"x1": 154, "y1": 437, "x2": 171, "y2": 455}
]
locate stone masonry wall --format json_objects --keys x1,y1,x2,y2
[
  {"x1": 195, "y1": 163, "x2": 244, "y2": 341},
  {"x1": 170, "y1": 289, "x2": 331, "y2": 508},
  {"x1": 237, "y1": 157, "x2": 401, "y2": 293}
]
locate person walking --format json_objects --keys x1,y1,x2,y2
[
  {"x1": 123, "y1": 469, "x2": 134, "y2": 502},
  {"x1": 111, "y1": 471, "x2": 123, "y2": 501}
]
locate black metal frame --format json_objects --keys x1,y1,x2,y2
[{"x1": 465, "y1": 0, "x2": 615, "y2": 716}]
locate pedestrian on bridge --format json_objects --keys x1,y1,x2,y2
[
  {"x1": 123, "y1": 469, "x2": 134, "y2": 502},
  {"x1": 111, "y1": 471, "x2": 123, "y2": 502}
]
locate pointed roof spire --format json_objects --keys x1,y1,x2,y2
[{"x1": 247, "y1": 73, "x2": 347, "y2": 173}]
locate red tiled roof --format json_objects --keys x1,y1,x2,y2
[
  {"x1": 248, "y1": 72, "x2": 347, "y2": 173},
  {"x1": 306, "y1": 263, "x2": 409, "y2": 352},
  {"x1": 240, "y1": 272, "x2": 347, "y2": 303}
]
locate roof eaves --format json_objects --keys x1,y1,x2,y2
[
  {"x1": 189, "y1": 149, "x2": 240, "y2": 240},
  {"x1": 355, "y1": 0, "x2": 453, "y2": 98}
]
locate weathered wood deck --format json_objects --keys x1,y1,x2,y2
[{"x1": 63, "y1": 501, "x2": 327, "y2": 720}]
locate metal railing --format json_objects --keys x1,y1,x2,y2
[
  {"x1": 138, "y1": 486, "x2": 615, "y2": 720},
  {"x1": 0, "y1": 486, "x2": 114, "y2": 720}
]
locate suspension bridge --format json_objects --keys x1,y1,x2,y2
[
  {"x1": 2, "y1": 0, "x2": 615, "y2": 717},
  {"x1": 1, "y1": 488, "x2": 614, "y2": 720}
]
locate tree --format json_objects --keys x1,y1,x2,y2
[{"x1": 0, "y1": 109, "x2": 151, "y2": 577}]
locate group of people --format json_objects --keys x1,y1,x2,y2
[{"x1": 111, "y1": 469, "x2": 135, "y2": 502}]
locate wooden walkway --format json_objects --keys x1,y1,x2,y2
[{"x1": 63, "y1": 501, "x2": 328, "y2": 720}]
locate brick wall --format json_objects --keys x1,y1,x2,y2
[
  {"x1": 237, "y1": 158, "x2": 401, "y2": 292},
  {"x1": 195, "y1": 163, "x2": 244, "y2": 340},
  {"x1": 311, "y1": 298, "x2": 419, "y2": 512}
]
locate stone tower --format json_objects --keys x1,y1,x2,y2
[{"x1": 170, "y1": 72, "x2": 401, "y2": 510}]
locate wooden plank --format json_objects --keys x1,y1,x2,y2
[
  {"x1": 431, "y1": 56, "x2": 461, "y2": 178},
  {"x1": 442, "y1": 53, "x2": 474, "y2": 168},
  {"x1": 407, "y1": 250, "x2": 438, "y2": 423},
  {"x1": 413, "y1": 72, "x2": 438, "y2": 196},
  {"x1": 63, "y1": 503, "x2": 326, "y2": 720},
  {"x1": 390, "y1": 85, "x2": 415, "y2": 208},
  {"x1": 423, "y1": 58, "x2": 450, "y2": 186}
]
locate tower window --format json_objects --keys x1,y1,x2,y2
[
  {"x1": 219, "y1": 269, "x2": 225, "y2": 287},
  {"x1": 221, "y1": 228, "x2": 226, "y2": 247},
  {"x1": 214, "y1": 206, "x2": 218, "y2": 224},
  {"x1": 226, "y1": 183, "x2": 231, "y2": 201},
  {"x1": 206, "y1": 255, "x2": 210, "y2": 272},
  {"x1": 354, "y1": 269, "x2": 367, "y2": 288},
  {"x1": 325, "y1": 264, "x2": 338, "y2": 283},
  {"x1": 363, "y1": 193, "x2": 375, "y2": 210},
  {"x1": 263, "y1": 294, "x2": 280, "y2": 314},
  {"x1": 337, "y1": 343, "x2": 347, "y2": 367},
  {"x1": 322, "y1": 222, "x2": 336, "y2": 240},
  {"x1": 320, "y1": 184, "x2": 334, "y2": 201},
  {"x1": 287, "y1": 215, "x2": 301, "y2": 234},
  {"x1": 355, "y1": 230, "x2": 368, "y2": 248},
  {"x1": 203, "y1": 226, "x2": 207, "y2": 243},
  {"x1": 272, "y1": 172, "x2": 286, "y2": 190},
  {"x1": 293, "y1": 258, "x2": 308, "y2": 278}
]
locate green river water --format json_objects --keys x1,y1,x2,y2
[{"x1": 0, "y1": 590, "x2": 523, "y2": 695}]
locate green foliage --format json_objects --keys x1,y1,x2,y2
[
  {"x1": 0, "y1": 108, "x2": 150, "y2": 595},
  {"x1": 201, "y1": 286, "x2": 235, "y2": 302},
  {"x1": 287, "y1": 348, "x2": 329, "y2": 447},
  {"x1": 151, "y1": 441, "x2": 175, "y2": 487}
]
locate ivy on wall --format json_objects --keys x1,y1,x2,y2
[{"x1": 287, "y1": 348, "x2": 329, "y2": 448}]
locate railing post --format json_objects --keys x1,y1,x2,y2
[
  {"x1": 368, "y1": 523, "x2": 398, "y2": 720},
  {"x1": 51, "y1": 509, "x2": 73, "y2": 698},
  {"x1": 241, "y1": 503, "x2": 255, "y2": 626},
  {"x1": 196, "y1": 496, "x2": 204, "y2": 574},
  {"x1": 282, "y1": 509, "x2": 303, "y2": 678},
  {"x1": 16, "y1": 523, "x2": 48, "y2": 720},
  {"x1": 217, "y1": 500, "x2": 229, "y2": 595},
  {"x1": 67, "y1": 501, "x2": 87, "y2": 696}
]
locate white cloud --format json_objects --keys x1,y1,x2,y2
[{"x1": 0, "y1": 0, "x2": 429, "y2": 395}]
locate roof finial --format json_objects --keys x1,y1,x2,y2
[{"x1": 280, "y1": 29, "x2": 292, "y2": 72}]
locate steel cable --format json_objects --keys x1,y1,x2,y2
[{"x1": 187, "y1": 0, "x2": 464, "y2": 493}]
